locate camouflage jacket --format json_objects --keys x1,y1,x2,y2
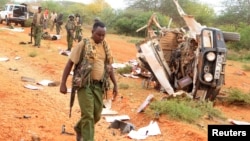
[
  {"x1": 65, "y1": 20, "x2": 76, "y2": 31},
  {"x1": 32, "y1": 12, "x2": 44, "y2": 26}
]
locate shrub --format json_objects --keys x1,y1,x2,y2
[
  {"x1": 29, "y1": 51, "x2": 37, "y2": 57},
  {"x1": 149, "y1": 97, "x2": 224, "y2": 123},
  {"x1": 242, "y1": 64, "x2": 250, "y2": 71},
  {"x1": 226, "y1": 88, "x2": 250, "y2": 105},
  {"x1": 24, "y1": 19, "x2": 33, "y2": 27},
  {"x1": 116, "y1": 64, "x2": 132, "y2": 74},
  {"x1": 118, "y1": 83, "x2": 129, "y2": 89}
]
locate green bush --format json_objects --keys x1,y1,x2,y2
[
  {"x1": 242, "y1": 64, "x2": 250, "y2": 71},
  {"x1": 118, "y1": 83, "x2": 129, "y2": 89},
  {"x1": 227, "y1": 49, "x2": 250, "y2": 62},
  {"x1": 149, "y1": 98, "x2": 224, "y2": 123},
  {"x1": 24, "y1": 19, "x2": 33, "y2": 27},
  {"x1": 226, "y1": 88, "x2": 250, "y2": 105},
  {"x1": 116, "y1": 64, "x2": 132, "y2": 74},
  {"x1": 29, "y1": 51, "x2": 37, "y2": 57}
]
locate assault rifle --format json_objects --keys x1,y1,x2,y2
[
  {"x1": 28, "y1": 24, "x2": 33, "y2": 44},
  {"x1": 69, "y1": 86, "x2": 76, "y2": 118}
]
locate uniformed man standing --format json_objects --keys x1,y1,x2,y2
[
  {"x1": 65, "y1": 14, "x2": 76, "y2": 51},
  {"x1": 74, "y1": 13, "x2": 83, "y2": 42},
  {"x1": 32, "y1": 7, "x2": 44, "y2": 48},
  {"x1": 56, "y1": 13, "x2": 63, "y2": 35},
  {"x1": 49, "y1": 11, "x2": 57, "y2": 32}
]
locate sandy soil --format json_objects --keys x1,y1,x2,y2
[{"x1": 0, "y1": 23, "x2": 250, "y2": 141}]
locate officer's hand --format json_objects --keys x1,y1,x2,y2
[
  {"x1": 112, "y1": 85, "x2": 118, "y2": 101},
  {"x1": 60, "y1": 83, "x2": 67, "y2": 94}
]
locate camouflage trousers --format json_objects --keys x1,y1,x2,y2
[
  {"x1": 66, "y1": 31, "x2": 74, "y2": 51},
  {"x1": 75, "y1": 26, "x2": 82, "y2": 41},
  {"x1": 33, "y1": 25, "x2": 43, "y2": 46},
  {"x1": 74, "y1": 82, "x2": 104, "y2": 141},
  {"x1": 56, "y1": 23, "x2": 62, "y2": 35}
]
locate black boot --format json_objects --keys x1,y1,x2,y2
[{"x1": 74, "y1": 126, "x2": 82, "y2": 141}]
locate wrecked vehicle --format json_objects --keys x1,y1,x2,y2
[{"x1": 136, "y1": 0, "x2": 240, "y2": 101}]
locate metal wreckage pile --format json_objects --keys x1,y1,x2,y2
[{"x1": 133, "y1": 0, "x2": 240, "y2": 101}]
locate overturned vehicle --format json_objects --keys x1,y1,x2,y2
[{"x1": 136, "y1": 0, "x2": 240, "y2": 101}]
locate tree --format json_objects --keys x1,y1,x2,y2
[
  {"x1": 219, "y1": 0, "x2": 250, "y2": 26},
  {"x1": 126, "y1": 0, "x2": 215, "y2": 26},
  {"x1": 0, "y1": 0, "x2": 9, "y2": 7}
]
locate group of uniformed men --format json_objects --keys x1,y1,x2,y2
[{"x1": 32, "y1": 6, "x2": 83, "y2": 50}]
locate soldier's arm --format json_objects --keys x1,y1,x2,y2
[{"x1": 60, "y1": 59, "x2": 74, "y2": 94}]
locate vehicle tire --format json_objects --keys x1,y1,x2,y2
[
  {"x1": 206, "y1": 87, "x2": 221, "y2": 101},
  {"x1": 223, "y1": 31, "x2": 240, "y2": 42}
]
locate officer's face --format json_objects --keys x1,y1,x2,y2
[{"x1": 92, "y1": 26, "x2": 106, "y2": 44}]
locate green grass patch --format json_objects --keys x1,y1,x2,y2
[
  {"x1": 28, "y1": 51, "x2": 38, "y2": 57},
  {"x1": 227, "y1": 50, "x2": 250, "y2": 62},
  {"x1": 149, "y1": 98, "x2": 224, "y2": 123},
  {"x1": 116, "y1": 65, "x2": 132, "y2": 74},
  {"x1": 118, "y1": 83, "x2": 129, "y2": 89},
  {"x1": 242, "y1": 64, "x2": 250, "y2": 71},
  {"x1": 225, "y1": 88, "x2": 250, "y2": 105}
]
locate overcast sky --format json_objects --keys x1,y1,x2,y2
[{"x1": 13, "y1": 0, "x2": 223, "y2": 10}]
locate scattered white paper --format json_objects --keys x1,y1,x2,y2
[
  {"x1": 37, "y1": 80, "x2": 54, "y2": 86},
  {"x1": 104, "y1": 115, "x2": 130, "y2": 122},
  {"x1": 0, "y1": 57, "x2": 9, "y2": 62},
  {"x1": 0, "y1": 27, "x2": 24, "y2": 32},
  {"x1": 128, "y1": 120, "x2": 161, "y2": 140},
  {"x1": 103, "y1": 99, "x2": 112, "y2": 109},
  {"x1": 127, "y1": 130, "x2": 147, "y2": 140},
  {"x1": 59, "y1": 50, "x2": 71, "y2": 56},
  {"x1": 24, "y1": 84, "x2": 43, "y2": 90},
  {"x1": 112, "y1": 63, "x2": 126, "y2": 69},
  {"x1": 137, "y1": 94, "x2": 154, "y2": 113},
  {"x1": 228, "y1": 119, "x2": 250, "y2": 125},
  {"x1": 122, "y1": 73, "x2": 139, "y2": 78},
  {"x1": 15, "y1": 56, "x2": 21, "y2": 60},
  {"x1": 101, "y1": 108, "x2": 118, "y2": 115}
]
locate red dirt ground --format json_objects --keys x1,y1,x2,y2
[{"x1": 0, "y1": 24, "x2": 250, "y2": 141}]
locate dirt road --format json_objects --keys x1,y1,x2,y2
[{"x1": 0, "y1": 24, "x2": 249, "y2": 141}]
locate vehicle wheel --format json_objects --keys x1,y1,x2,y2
[
  {"x1": 15, "y1": 22, "x2": 18, "y2": 26},
  {"x1": 206, "y1": 87, "x2": 221, "y2": 101},
  {"x1": 0, "y1": 17, "x2": 2, "y2": 24},
  {"x1": 223, "y1": 31, "x2": 240, "y2": 42}
]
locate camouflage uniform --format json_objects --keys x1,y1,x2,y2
[
  {"x1": 65, "y1": 15, "x2": 76, "y2": 51},
  {"x1": 74, "y1": 13, "x2": 83, "y2": 42},
  {"x1": 56, "y1": 13, "x2": 63, "y2": 35},
  {"x1": 32, "y1": 7, "x2": 44, "y2": 47}
]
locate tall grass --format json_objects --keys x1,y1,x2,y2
[
  {"x1": 225, "y1": 88, "x2": 250, "y2": 105},
  {"x1": 227, "y1": 49, "x2": 250, "y2": 62},
  {"x1": 149, "y1": 97, "x2": 225, "y2": 123}
]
